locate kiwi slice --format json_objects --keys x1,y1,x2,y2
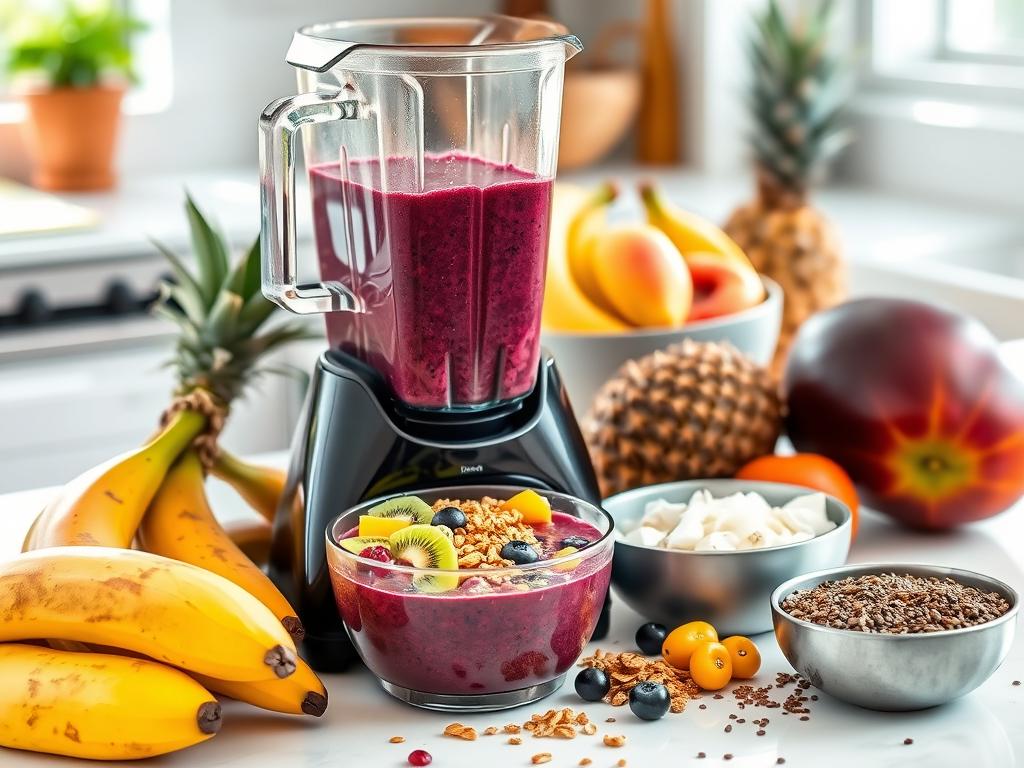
[
  {"x1": 368, "y1": 496, "x2": 434, "y2": 526},
  {"x1": 338, "y1": 536, "x2": 390, "y2": 555},
  {"x1": 388, "y1": 524, "x2": 460, "y2": 593}
]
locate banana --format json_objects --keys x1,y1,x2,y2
[
  {"x1": 639, "y1": 181, "x2": 765, "y2": 301},
  {"x1": 223, "y1": 516, "x2": 273, "y2": 566},
  {"x1": 566, "y1": 181, "x2": 624, "y2": 318},
  {"x1": 193, "y1": 657, "x2": 328, "y2": 717},
  {"x1": 28, "y1": 408, "x2": 207, "y2": 550},
  {"x1": 0, "y1": 643, "x2": 221, "y2": 760},
  {"x1": 0, "y1": 546, "x2": 297, "y2": 682},
  {"x1": 139, "y1": 450, "x2": 303, "y2": 641},
  {"x1": 541, "y1": 182, "x2": 629, "y2": 333},
  {"x1": 211, "y1": 450, "x2": 286, "y2": 522}
]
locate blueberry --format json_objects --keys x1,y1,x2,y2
[
  {"x1": 635, "y1": 622, "x2": 668, "y2": 656},
  {"x1": 431, "y1": 506, "x2": 467, "y2": 530},
  {"x1": 500, "y1": 540, "x2": 539, "y2": 565},
  {"x1": 628, "y1": 681, "x2": 670, "y2": 721},
  {"x1": 560, "y1": 535, "x2": 591, "y2": 549},
  {"x1": 574, "y1": 667, "x2": 609, "y2": 702}
]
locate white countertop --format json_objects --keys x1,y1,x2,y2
[
  {"x1": 0, "y1": 344, "x2": 1022, "y2": 768},
  {"x1": 0, "y1": 489, "x2": 1021, "y2": 767}
]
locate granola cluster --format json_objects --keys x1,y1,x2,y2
[
  {"x1": 432, "y1": 497, "x2": 540, "y2": 569},
  {"x1": 522, "y1": 708, "x2": 597, "y2": 739},
  {"x1": 579, "y1": 649, "x2": 701, "y2": 713}
]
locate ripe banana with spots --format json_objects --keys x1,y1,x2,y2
[
  {"x1": 193, "y1": 657, "x2": 328, "y2": 717},
  {"x1": 211, "y1": 449, "x2": 286, "y2": 522},
  {"x1": 0, "y1": 643, "x2": 221, "y2": 760},
  {"x1": 0, "y1": 546, "x2": 297, "y2": 682},
  {"x1": 138, "y1": 450, "x2": 303, "y2": 640},
  {"x1": 25, "y1": 409, "x2": 206, "y2": 550}
]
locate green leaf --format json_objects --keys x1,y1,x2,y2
[
  {"x1": 237, "y1": 291, "x2": 278, "y2": 334},
  {"x1": 184, "y1": 194, "x2": 229, "y2": 308},
  {"x1": 203, "y1": 291, "x2": 243, "y2": 345},
  {"x1": 225, "y1": 236, "x2": 262, "y2": 301}
]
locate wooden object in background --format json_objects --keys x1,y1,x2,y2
[{"x1": 636, "y1": 0, "x2": 681, "y2": 164}]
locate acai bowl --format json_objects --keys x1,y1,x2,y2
[{"x1": 326, "y1": 485, "x2": 614, "y2": 711}]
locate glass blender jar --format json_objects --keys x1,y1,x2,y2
[{"x1": 260, "y1": 16, "x2": 582, "y2": 410}]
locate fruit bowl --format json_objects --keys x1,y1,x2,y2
[
  {"x1": 603, "y1": 478, "x2": 851, "y2": 636},
  {"x1": 542, "y1": 277, "x2": 782, "y2": 414},
  {"x1": 325, "y1": 485, "x2": 614, "y2": 712}
]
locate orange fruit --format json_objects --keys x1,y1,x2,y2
[
  {"x1": 503, "y1": 489, "x2": 552, "y2": 525},
  {"x1": 721, "y1": 636, "x2": 760, "y2": 679},
  {"x1": 661, "y1": 621, "x2": 718, "y2": 670},
  {"x1": 689, "y1": 642, "x2": 733, "y2": 691},
  {"x1": 736, "y1": 453, "x2": 860, "y2": 539}
]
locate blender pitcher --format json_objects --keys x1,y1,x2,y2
[{"x1": 260, "y1": 16, "x2": 582, "y2": 410}]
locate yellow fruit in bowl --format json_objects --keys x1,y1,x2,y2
[
  {"x1": 358, "y1": 515, "x2": 411, "y2": 538},
  {"x1": 542, "y1": 183, "x2": 629, "y2": 333},
  {"x1": 589, "y1": 224, "x2": 693, "y2": 328},
  {"x1": 503, "y1": 489, "x2": 552, "y2": 525}
]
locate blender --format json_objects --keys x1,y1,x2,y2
[{"x1": 259, "y1": 16, "x2": 608, "y2": 673}]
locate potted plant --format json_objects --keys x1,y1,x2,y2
[{"x1": 3, "y1": 1, "x2": 143, "y2": 190}]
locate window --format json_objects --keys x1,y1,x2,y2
[
  {"x1": 865, "y1": 0, "x2": 1024, "y2": 96},
  {"x1": 0, "y1": 0, "x2": 172, "y2": 123},
  {"x1": 942, "y1": 0, "x2": 1024, "y2": 62}
]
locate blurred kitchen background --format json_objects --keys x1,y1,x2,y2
[{"x1": 0, "y1": 0, "x2": 1022, "y2": 492}]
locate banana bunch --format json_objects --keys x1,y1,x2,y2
[{"x1": 0, "y1": 197, "x2": 325, "y2": 762}]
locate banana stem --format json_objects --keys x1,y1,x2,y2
[
  {"x1": 153, "y1": 409, "x2": 208, "y2": 459},
  {"x1": 210, "y1": 450, "x2": 286, "y2": 523}
]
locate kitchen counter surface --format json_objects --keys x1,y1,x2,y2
[
  {"x1": 0, "y1": 342, "x2": 1021, "y2": 768},
  {"x1": 0, "y1": 485, "x2": 1021, "y2": 768}
]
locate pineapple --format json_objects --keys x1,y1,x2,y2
[
  {"x1": 152, "y1": 196, "x2": 313, "y2": 454},
  {"x1": 584, "y1": 340, "x2": 782, "y2": 498},
  {"x1": 724, "y1": 0, "x2": 850, "y2": 377}
]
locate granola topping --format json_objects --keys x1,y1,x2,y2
[
  {"x1": 579, "y1": 649, "x2": 701, "y2": 713},
  {"x1": 442, "y1": 723, "x2": 478, "y2": 741},
  {"x1": 432, "y1": 497, "x2": 540, "y2": 569}
]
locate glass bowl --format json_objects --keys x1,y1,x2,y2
[{"x1": 326, "y1": 485, "x2": 614, "y2": 712}]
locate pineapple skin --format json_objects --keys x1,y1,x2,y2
[
  {"x1": 724, "y1": 195, "x2": 845, "y2": 378},
  {"x1": 584, "y1": 339, "x2": 782, "y2": 498}
]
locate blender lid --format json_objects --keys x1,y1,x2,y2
[{"x1": 286, "y1": 15, "x2": 582, "y2": 73}]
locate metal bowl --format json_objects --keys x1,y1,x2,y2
[
  {"x1": 771, "y1": 563, "x2": 1019, "y2": 711},
  {"x1": 603, "y1": 479, "x2": 852, "y2": 636}
]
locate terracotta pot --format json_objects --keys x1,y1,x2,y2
[{"x1": 21, "y1": 86, "x2": 124, "y2": 191}]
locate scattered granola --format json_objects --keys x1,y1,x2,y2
[
  {"x1": 579, "y1": 650, "x2": 701, "y2": 713},
  {"x1": 617, "y1": 760, "x2": 627, "y2": 767},
  {"x1": 432, "y1": 497, "x2": 540, "y2": 569},
  {"x1": 508, "y1": 737, "x2": 522, "y2": 745},
  {"x1": 483, "y1": 727, "x2": 498, "y2": 736},
  {"x1": 603, "y1": 734, "x2": 626, "y2": 748},
  {"x1": 504, "y1": 724, "x2": 522, "y2": 734},
  {"x1": 388, "y1": 736, "x2": 405, "y2": 744},
  {"x1": 531, "y1": 753, "x2": 552, "y2": 765},
  {"x1": 522, "y1": 708, "x2": 594, "y2": 739},
  {"x1": 443, "y1": 723, "x2": 478, "y2": 741},
  {"x1": 579, "y1": 760, "x2": 593, "y2": 767}
]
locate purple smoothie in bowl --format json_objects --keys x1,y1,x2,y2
[{"x1": 326, "y1": 485, "x2": 613, "y2": 711}]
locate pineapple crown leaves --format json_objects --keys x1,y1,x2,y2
[
  {"x1": 152, "y1": 193, "x2": 316, "y2": 408},
  {"x1": 745, "y1": 0, "x2": 853, "y2": 197}
]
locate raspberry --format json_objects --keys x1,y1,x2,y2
[
  {"x1": 408, "y1": 749, "x2": 432, "y2": 766},
  {"x1": 359, "y1": 546, "x2": 392, "y2": 563}
]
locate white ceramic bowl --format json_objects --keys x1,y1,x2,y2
[{"x1": 543, "y1": 277, "x2": 782, "y2": 415}]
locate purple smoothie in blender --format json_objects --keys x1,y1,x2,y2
[{"x1": 309, "y1": 153, "x2": 553, "y2": 410}]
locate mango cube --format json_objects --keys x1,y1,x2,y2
[
  {"x1": 553, "y1": 546, "x2": 581, "y2": 572},
  {"x1": 504, "y1": 489, "x2": 552, "y2": 525},
  {"x1": 359, "y1": 515, "x2": 411, "y2": 538}
]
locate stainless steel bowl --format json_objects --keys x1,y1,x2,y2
[
  {"x1": 603, "y1": 479, "x2": 852, "y2": 636},
  {"x1": 771, "y1": 563, "x2": 1019, "y2": 711}
]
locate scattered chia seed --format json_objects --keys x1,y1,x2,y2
[
  {"x1": 800, "y1": 716, "x2": 810, "y2": 721},
  {"x1": 724, "y1": 755, "x2": 733, "y2": 761},
  {"x1": 904, "y1": 738, "x2": 914, "y2": 745},
  {"x1": 777, "y1": 759, "x2": 786, "y2": 765},
  {"x1": 724, "y1": 725, "x2": 732, "y2": 733},
  {"x1": 697, "y1": 753, "x2": 706, "y2": 760},
  {"x1": 757, "y1": 730, "x2": 766, "y2": 736}
]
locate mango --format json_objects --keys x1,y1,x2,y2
[
  {"x1": 504, "y1": 489, "x2": 552, "y2": 525},
  {"x1": 589, "y1": 224, "x2": 692, "y2": 328}
]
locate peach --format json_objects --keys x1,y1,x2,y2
[
  {"x1": 685, "y1": 252, "x2": 765, "y2": 322},
  {"x1": 589, "y1": 224, "x2": 693, "y2": 328}
]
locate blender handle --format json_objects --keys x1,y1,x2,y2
[{"x1": 258, "y1": 91, "x2": 363, "y2": 315}]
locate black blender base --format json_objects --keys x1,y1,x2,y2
[{"x1": 269, "y1": 349, "x2": 611, "y2": 673}]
